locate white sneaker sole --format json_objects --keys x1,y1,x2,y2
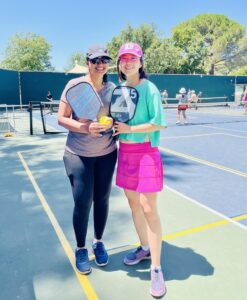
[
  {"x1": 94, "y1": 258, "x2": 109, "y2": 267},
  {"x1": 150, "y1": 287, "x2": 167, "y2": 298},
  {"x1": 76, "y1": 265, "x2": 92, "y2": 275},
  {"x1": 124, "y1": 256, "x2": 151, "y2": 265}
]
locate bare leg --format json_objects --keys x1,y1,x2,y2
[
  {"x1": 182, "y1": 110, "x2": 187, "y2": 124},
  {"x1": 140, "y1": 192, "x2": 162, "y2": 266},
  {"x1": 176, "y1": 110, "x2": 181, "y2": 123},
  {"x1": 244, "y1": 102, "x2": 247, "y2": 114},
  {"x1": 124, "y1": 189, "x2": 148, "y2": 246}
]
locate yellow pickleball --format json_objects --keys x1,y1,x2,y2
[
  {"x1": 99, "y1": 116, "x2": 112, "y2": 125},
  {"x1": 3, "y1": 132, "x2": 14, "y2": 137}
]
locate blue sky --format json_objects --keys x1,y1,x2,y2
[{"x1": 0, "y1": 0, "x2": 246, "y2": 71}]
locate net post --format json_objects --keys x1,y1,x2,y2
[
  {"x1": 29, "y1": 102, "x2": 33, "y2": 135},
  {"x1": 226, "y1": 96, "x2": 230, "y2": 108},
  {"x1": 40, "y1": 102, "x2": 47, "y2": 134}
]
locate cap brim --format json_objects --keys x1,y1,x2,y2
[
  {"x1": 88, "y1": 52, "x2": 112, "y2": 59},
  {"x1": 118, "y1": 50, "x2": 142, "y2": 58}
]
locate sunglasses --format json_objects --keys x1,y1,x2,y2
[
  {"x1": 119, "y1": 57, "x2": 139, "y2": 63},
  {"x1": 89, "y1": 57, "x2": 111, "y2": 64}
]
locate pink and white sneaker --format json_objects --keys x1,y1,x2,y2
[{"x1": 150, "y1": 268, "x2": 167, "y2": 298}]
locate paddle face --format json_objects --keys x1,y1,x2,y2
[
  {"x1": 65, "y1": 82, "x2": 103, "y2": 120},
  {"x1": 110, "y1": 86, "x2": 139, "y2": 122}
]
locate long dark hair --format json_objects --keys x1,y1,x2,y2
[
  {"x1": 117, "y1": 57, "x2": 147, "y2": 82},
  {"x1": 86, "y1": 58, "x2": 108, "y2": 83}
]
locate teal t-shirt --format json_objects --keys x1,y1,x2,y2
[{"x1": 119, "y1": 79, "x2": 167, "y2": 147}]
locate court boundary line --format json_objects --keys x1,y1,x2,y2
[
  {"x1": 163, "y1": 214, "x2": 247, "y2": 240},
  {"x1": 17, "y1": 149, "x2": 247, "y2": 300},
  {"x1": 165, "y1": 185, "x2": 247, "y2": 232},
  {"x1": 160, "y1": 146, "x2": 247, "y2": 178},
  {"x1": 161, "y1": 132, "x2": 247, "y2": 140},
  {"x1": 198, "y1": 124, "x2": 247, "y2": 133},
  {"x1": 112, "y1": 184, "x2": 247, "y2": 252},
  {"x1": 160, "y1": 133, "x2": 223, "y2": 140},
  {"x1": 17, "y1": 151, "x2": 99, "y2": 300},
  {"x1": 221, "y1": 132, "x2": 247, "y2": 139}
]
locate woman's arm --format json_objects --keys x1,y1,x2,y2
[
  {"x1": 58, "y1": 100, "x2": 91, "y2": 133},
  {"x1": 58, "y1": 100, "x2": 109, "y2": 136},
  {"x1": 113, "y1": 122, "x2": 165, "y2": 136}
]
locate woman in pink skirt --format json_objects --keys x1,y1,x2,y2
[{"x1": 113, "y1": 42, "x2": 167, "y2": 298}]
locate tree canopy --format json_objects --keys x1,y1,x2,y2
[
  {"x1": 0, "y1": 14, "x2": 246, "y2": 75},
  {"x1": 0, "y1": 33, "x2": 53, "y2": 71},
  {"x1": 64, "y1": 52, "x2": 86, "y2": 72},
  {"x1": 172, "y1": 14, "x2": 247, "y2": 75},
  {"x1": 106, "y1": 14, "x2": 246, "y2": 75}
]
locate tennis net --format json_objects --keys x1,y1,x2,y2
[
  {"x1": 163, "y1": 96, "x2": 229, "y2": 108},
  {"x1": 30, "y1": 101, "x2": 67, "y2": 134},
  {"x1": 165, "y1": 104, "x2": 247, "y2": 127}
]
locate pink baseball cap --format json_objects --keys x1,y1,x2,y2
[{"x1": 118, "y1": 42, "x2": 143, "y2": 58}]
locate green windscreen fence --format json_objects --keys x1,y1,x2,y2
[
  {"x1": 0, "y1": 69, "x2": 246, "y2": 105},
  {"x1": 148, "y1": 74, "x2": 236, "y2": 101},
  {"x1": 20, "y1": 72, "x2": 118, "y2": 105},
  {"x1": 236, "y1": 76, "x2": 247, "y2": 84},
  {"x1": 20, "y1": 71, "x2": 84, "y2": 105},
  {"x1": 0, "y1": 69, "x2": 20, "y2": 105}
]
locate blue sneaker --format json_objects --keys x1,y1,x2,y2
[
  {"x1": 75, "y1": 248, "x2": 92, "y2": 274},
  {"x1": 124, "y1": 246, "x2": 151, "y2": 265},
  {"x1": 92, "y1": 242, "x2": 109, "y2": 266}
]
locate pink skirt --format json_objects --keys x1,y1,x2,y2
[{"x1": 116, "y1": 142, "x2": 164, "y2": 192}]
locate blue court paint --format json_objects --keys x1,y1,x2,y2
[
  {"x1": 160, "y1": 134, "x2": 247, "y2": 172},
  {"x1": 160, "y1": 109, "x2": 247, "y2": 226},
  {"x1": 161, "y1": 152, "x2": 247, "y2": 221}
]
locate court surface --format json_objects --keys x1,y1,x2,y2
[{"x1": 0, "y1": 106, "x2": 247, "y2": 300}]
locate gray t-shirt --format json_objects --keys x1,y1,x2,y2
[{"x1": 61, "y1": 76, "x2": 117, "y2": 157}]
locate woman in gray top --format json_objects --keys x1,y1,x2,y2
[{"x1": 58, "y1": 45, "x2": 117, "y2": 275}]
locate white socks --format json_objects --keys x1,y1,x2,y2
[
  {"x1": 151, "y1": 265, "x2": 161, "y2": 271},
  {"x1": 141, "y1": 245, "x2": 149, "y2": 251},
  {"x1": 93, "y1": 239, "x2": 101, "y2": 245}
]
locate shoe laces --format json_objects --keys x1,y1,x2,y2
[
  {"x1": 77, "y1": 249, "x2": 88, "y2": 262},
  {"x1": 134, "y1": 246, "x2": 143, "y2": 254},
  {"x1": 95, "y1": 242, "x2": 105, "y2": 255},
  {"x1": 153, "y1": 269, "x2": 160, "y2": 281}
]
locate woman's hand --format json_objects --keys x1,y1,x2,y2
[
  {"x1": 99, "y1": 116, "x2": 114, "y2": 130},
  {"x1": 88, "y1": 122, "x2": 107, "y2": 137},
  {"x1": 113, "y1": 121, "x2": 131, "y2": 136}
]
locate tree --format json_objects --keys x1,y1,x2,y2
[
  {"x1": 107, "y1": 24, "x2": 183, "y2": 73},
  {"x1": 107, "y1": 24, "x2": 161, "y2": 61},
  {"x1": 0, "y1": 33, "x2": 53, "y2": 71},
  {"x1": 230, "y1": 65, "x2": 247, "y2": 76},
  {"x1": 224, "y1": 37, "x2": 247, "y2": 75},
  {"x1": 64, "y1": 52, "x2": 86, "y2": 72},
  {"x1": 172, "y1": 14, "x2": 247, "y2": 75},
  {"x1": 145, "y1": 39, "x2": 182, "y2": 74}
]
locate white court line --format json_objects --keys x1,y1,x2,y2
[
  {"x1": 160, "y1": 146, "x2": 247, "y2": 178},
  {"x1": 160, "y1": 132, "x2": 222, "y2": 140},
  {"x1": 160, "y1": 132, "x2": 247, "y2": 140},
  {"x1": 165, "y1": 185, "x2": 247, "y2": 231},
  {"x1": 198, "y1": 124, "x2": 247, "y2": 133},
  {"x1": 221, "y1": 133, "x2": 247, "y2": 139}
]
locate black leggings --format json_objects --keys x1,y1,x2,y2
[{"x1": 63, "y1": 149, "x2": 117, "y2": 247}]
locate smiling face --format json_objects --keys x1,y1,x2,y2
[
  {"x1": 87, "y1": 56, "x2": 110, "y2": 76},
  {"x1": 119, "y1": 54, "x2": 142, "y2": 78}
]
